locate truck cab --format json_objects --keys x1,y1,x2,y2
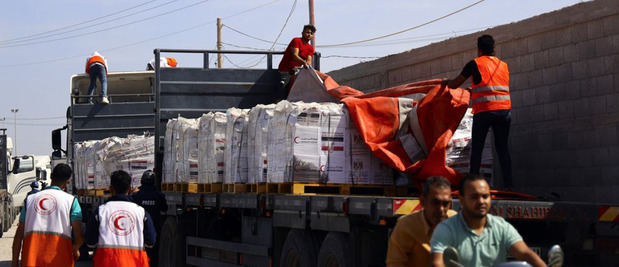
[{"x1": 7, "y1": 155, "x2": 51, "y2": 208}]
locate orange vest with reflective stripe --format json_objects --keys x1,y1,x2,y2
[
  {"x1": 471, "y1": 56, "x2": 511, "y2": 114},
  {"x1": 86, "y1": 55, "x2": 107, "y2": 74},
  {"x1": 93, "y1": 201, "x2": 149, "y2": 267},
  {"x1": 22, "y1": 189, "x2": 76, "y2": 267}
]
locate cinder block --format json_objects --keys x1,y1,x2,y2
[
  {"x1": 548, "y1": 46, "x2": 565, "y2": 66},
  {"x1": 522, "y1": 89, "x2": 536, "y2": 106},
  {"x1": 591, "y1": 147, "x2": 611, "y2": 166},
  {"x1": 597, "y1": 125, "x2": 618, "y2": 146},
  {"x1": 577, "y1": 39, "x2": 597, "y2": 60},
  {"x1": 536, "y1": 86, "x2": 551, "y2": 104},
  {"x1": 571, "y1": 23, "x2": 589, "y2": 43},
  {"x1": 527, "y1": 35, "x2": 543, "y2": 53},
  {"x1": 430, "y1": 60, "x2": 441, "y2": 76},
  {"x1": 574, "y1": 146, "x2": 594, "y2": 167},
  {"x1": 605, "y1": 94, "x2": 619, "y2": 114},
  {"x1": 595, "y1": 35, "x2": 615, "y2": 57},
  {"x1": 533, "y1": 50, "x2": 549, "y2": 68},
  {"x1": 529, "y1": 105, "x2": 545, "y2": 122},
  {"x1": 515, "y1": 38, "x2": 528, "y2": 56},
  {"x1": 511, "y1": 72, "x2": 527, "y2": 90},
  {"x1": 615, "y1": 73, "x2": 619, "y2": 92},
  {"x1": 562, "y1": 43, "x2": 579, "y2": 63},
  {"x1": 520, "y1": 54, "x2": 535, "y2": 72},
  {"x1": 504, "y1": 57, "x2": 520, "y2": 73},
  {"x1": 554, "y1": 27, "x2": 572, "y2": 47},
  {"x1": 587, "y1": 95, "x2": 608, "y2": 115},
  {"x1": 580, "y1": 77, "x2": 597, "y2": 97},
  {"x1": 537, "y1": 133, "x2": 553, "y2": 151},
  {"x1": 555, "y1": 63, "x2": 574, "y2": 82},
  {"x1": 572, "y1": 60, "x2": 591, "y2": 80},
  {"x1": 602, "y1": 14, "x2": 619, "y2": 36},
  {"x1": 588, "y1": 56, "x2": 613, "y2": 77},
  {"x1": 543, "y1": 102, "x2": 559, "y2": 121},
  {"x1": 587, "y1": 20, "x2": 604, "y2": 39},
  {"x1": 558, "y1": 100, "x2": 575, "y2": 120},
  {"x1": 594, "y1": 74, "x2": 614, "y2": 95},
  {"x1": 613, "y1": 35, "x2": 619, "y2": 55},
  {"x1": 529, "y1": 71, "x2": 544, "y2": 88},
  {"x1": 542, "y1": 67, "x2": 558, "y2": 85},
  {"x1": 541, "y1": 31, "x2": 558, "y2": 50},
  {"x1": 567, "y1": 131, "x2": 585, "y2": 150}
]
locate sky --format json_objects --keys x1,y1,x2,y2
[{"x1": 0, "y1": 0, "x2": 587, "y2": 155}]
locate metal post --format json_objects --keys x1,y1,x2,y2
[
  {"x1": 308, "y1": 0, "x2": 315, "y2": 47},
  {"x1": 10, "y1": 109, "x2": 18, "y2": 155},
  {"x1": 217, "y1": 18, "x2": 223, "y2": 68}
]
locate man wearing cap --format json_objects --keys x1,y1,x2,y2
[
  {"x1": 131, "y1": 170, "x2": 168, "y2": 266},
  {"x1": 12, "y1": 163, "x2": 83, "y2": 267}
]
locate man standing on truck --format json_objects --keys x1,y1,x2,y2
[
  {"x1": 86, "y1": 170, "x2": 156, "y2": 267},
  {"x1": 386, "y1": 176, "x2": 457, "y2": 267},
  {"x1": 86, "y1": 51, "x2": 109, "y2": 104},
  {"x1": 442, "y1": 34, "x2": 513, "y2": 189},
  {"x1": 430, "y1": 175, "x2": 545, "y2": 267},
  {"x1": 147, "y1": 56, "x2": 178, "y2": 70},
  {"x1": 131, "y1": 170, "x2": 168, "y2": 267},
  {"x1": 12, "y1": 163, "x2": 84, "y2": 267},
  {"x1": 278, "y1": 24, "x2": 316, "y2": 90}
]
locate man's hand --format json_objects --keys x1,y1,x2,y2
[
  {"x1": 73, "y1": 248, "x2": 81, "y2": 260},
  {"x1": 441, "y1": 78, "x2": 449, "y2": 87},
  {"x1": 509, "y1": 241, "x2": 546, "y2": 267}
]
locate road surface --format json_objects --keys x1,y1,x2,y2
[{"x1": 0, "y1": 217, "x2": 93, "y2": 267}]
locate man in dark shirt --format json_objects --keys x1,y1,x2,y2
[
  {"x1": 132, "y1": 170, "x2": 167, "y2": 267},
  {"x1": 442, "y1": 34, "x2": 513, "y2": 189},
  {"x1": 278, "y1": 24, "x2": 316, "y2": 90}
]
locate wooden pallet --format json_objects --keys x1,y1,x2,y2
[
  {"x1": 94, "y1": 189, "x2": 111, "y2": 197},
  {"x1": 223, "y1": 183, "x2": 251, "y2": 193},
  {"x1": 161, "y1": 183, "x2": 174, "y2": 192},
  {"x1": 291, "y1": 183, "x2": 396, "y2": 196},
  {"x1": 198, "y1": 183, "x2": 223, "y2": 193},
  {"x1": 172, "y1": 183, "x2": 199, "y2": 193},
  {"x1": 266, "y1": 183, "x2": 292, "y2": 194},
  {"x1": 249, "y1": 183, "x2": 267, "y2": 193}
]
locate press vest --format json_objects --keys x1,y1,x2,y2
[
  {"x1": 86, "y1": 55, "x2": 107, "y2": 74},
  {"x1": 22, "y1": 189, "x2": 76, "y2": 267},
  {"x1": 93, "y1": 201, "x2": 149, "y2": 267},
  {"x1": 471, "y1": 56, "x2": 511, "y2": 114}
]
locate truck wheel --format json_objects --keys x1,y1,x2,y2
[
  {"x1": 279, "y1": 229, "x2": 318, "y2": 267},
  {"x1": 317, "y1": 232, "x2": 353, "y2": 267},
  {"x1": 158, "y1": 217, "x2": 184, "y2": 267}
]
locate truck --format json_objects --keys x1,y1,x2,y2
[
  {"x1": 52, "y1": 49, "x2": 618, "y2": 266},
  {"x1": 0, "y1": 129, "x2": 52, "y2": 236}
]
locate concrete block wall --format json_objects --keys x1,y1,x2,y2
[{"x1": 329, "y1": 0, "x2": 619, "y2": 203}]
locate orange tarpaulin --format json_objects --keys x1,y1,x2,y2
[{"x1": 317, "y1": 71, "x2": 471, "y2": 186}]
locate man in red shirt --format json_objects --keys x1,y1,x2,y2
[{"x1": 278, "y1": 24, "x2": 316, "y2": 90}]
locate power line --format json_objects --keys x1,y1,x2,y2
[
  {"x1": 322, "y1": 55, "x2": 380, "y2": 59},
  {"x1": 3, "y1": 116, "x2": 65, "y2": 121},
  {"x1": 1, "y1": 0, "x2": 179, "y2": 46},
  {"x1": 0, "y1": 0, "x2": 280, "y2": 68},
  {"x1": 222, "y1": 24, "x2": 288, "y2": 46},
  {"x1": 0, "y1": 0, "x2": 210, "y2": 49},
  {"x1": 318, "y1": 0, "x2": 486, "y2": 48},
  {"x1": 0, "y1": 0, "x2": 166, "y2": 44}
]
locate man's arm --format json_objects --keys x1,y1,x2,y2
[
  {"x1": 385, "y1": 218, "x2": 411, "y2": 267},
  {"x1": 71, "y1": 221, "x2": 84, "y2": 260},
  {"x1": 292, "y1": 48, "x2": 308, "y2": 67},
  {"x1": 509, "y1": 241, "x2": 546, "y2": 267},
  {"x1": 442, "y1": 75, "x2": 468, "y2": 89},
  {"x1": 85, "y1": 208, "x2": 100, "y2": 248},
  {"x1": 11, "y1": 222, "x2": 25, "y2": 267},
  {"x1": 143, "y1": 211, "x2": 157, "y2": 248},
  {"x1": 305, "y1": 55, "x2": 313, "y2": 67},
  {"x1": 430, "y1": 252, "x2": 446, "y2": 267}
]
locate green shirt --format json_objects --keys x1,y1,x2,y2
[
  {"x1": 19, "y1": 186, "x2": 82, "y2": 223},
  {"x1": 430, "y1": 213, "x2": 522, "y2": 267}
]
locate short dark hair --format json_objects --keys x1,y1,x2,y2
[
  {"x1": 51, "y1": 163, "x2": 72, "y2": 183},
  {"x1": 303, "y1": 24, "x2": 316, "y2": 33},
  {"x1": 111, "y1": 170, "x2": 132, "y2": 194},
  {"x1": 422, "y1": 176, "x2": 451, "y2": 196},
  {"x1": 459, "y1": 173, "x2": 488, "y2": 196},
  {"x1": 477, "y1": 34, "x2": 495, "y2": 55}
]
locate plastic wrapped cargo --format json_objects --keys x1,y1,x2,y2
[
  {"x1": 446, "y1": 108, "x2": 494, "y2": 179},
  {"x1": 198, "y1": 113, "x2": 214, "y2": 183},
  {"x1": 163, "y1": 119, "x2": 177, "y2": 184},
  {"x1": 350, "y1": 127, "x2": 394, "y2": 185},
  {"x1": 319, "y1": 103, "x2": 351, "y2": 184},
  {"x1": 247, "y1": 104, "x2": 275, "y2": 183},
  {"x1": 170, "y1": 117, "x2": 194, "y2": 183},
  {"x1": 180, "y1": 119, "x2": 199, "y2": 183},
  {"x1": 73, "y1": 143, "x2": 84, "y2": 190},
  {"x1": 204, "y1": 112, "x2": 227, "y2": 183},
  {"x1": 224, "y1": 108, "x2": 250, "y2": 184}
]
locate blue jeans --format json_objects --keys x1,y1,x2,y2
[
  {"x1": 87, "y1": 63, "x2": 107, "y2": 102},
  {"x1": 470, "y1": 109, "x2": 512, "y2": 188}
]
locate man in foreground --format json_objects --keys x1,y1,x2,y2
[
  {"x1": 386, "y1": 176, "x2": 457, "y2": 266},
  {"x1": 430, "y1": 175, "x2": 545, "y2": 267}
]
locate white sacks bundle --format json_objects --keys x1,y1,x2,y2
[
  {"x1": 73, "y1": 134, "x2": 154, "y2": 190},
  {"x1": 181, "y1": 119, "x2": 199, "y2": 183},
  {"x1": 446, "y1": 108, "x2": 494, "y2": 178},
  {"x1": 198, "y1": 112, "x2": 227, "y2": 183},
  {"x1": 247, "y1": 104, "x2": 275, "y2": 183},
  {"x1": 267, "y1": 101, "x2": 298, "y2": 183},
  {"x1": 224, "y1": 108, "x2": 250, "y2": 184}
]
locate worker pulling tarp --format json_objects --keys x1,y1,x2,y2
[{"x1": 288, "y1": 68, "x2": 470, "y2": 186}]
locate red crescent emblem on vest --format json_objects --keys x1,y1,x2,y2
[
  {"x1": 38, "y1": 198, "x2": 49, "y2": 211},
  {"x1": 294, "y1": 136, "x2": 300, "y2": 144},
  {"x1": 34, "y1": 194, "x2": 57, "y2": 215},
  {"x1": 114, "y1": 216, "x2": 126, "y2": 230}
]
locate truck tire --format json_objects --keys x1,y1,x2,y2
[
  {"x1": 317, "y1": 232, "x2": 353, "y2": 267},
  {"x1": 158, "y1": 217, "x2": 185, "y2": 267},
  {"x1": 279, "y1": 229, "x2": 319, "y2": 267}
]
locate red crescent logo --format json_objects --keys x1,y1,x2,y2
[
  {"x1": 114, "y1": 216, "x2": 126, "y2": 230},
  {"x1": 294, "y1": 136, "x2": 300, "y2": 144},
  {"x1": 38, "y1": 198, "x2": 49, "y2": 211}
]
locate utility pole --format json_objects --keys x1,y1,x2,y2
[
  {"x1": 308, "y1": 0, "x2": 315, "y2": 47},
  {"x1": 10, "y1": 109, "x2": 18, "y2": 155},
  {"x1": 217, "y1": 17, "x2": 223, "y2": 68}
]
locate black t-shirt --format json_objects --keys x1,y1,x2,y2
[{"x1": 460, "y1": 60, "x2": 482, "y2": 85}]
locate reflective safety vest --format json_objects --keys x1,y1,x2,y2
[
  {"x1": 93, "y1": 201, "x2": 149, "y2": 267},
  {"x1": 166, "y1": 57, "x2": 177, "y2": 67},
  {"x1": 471, "y1": 56, "x2": 511, "y2": 114},
  {"x1": 86, "y1": 55, "x2": 107, "y2": 74},
  {"x1": 22, "y1": 189, "x2": 76, "y2": 267}
]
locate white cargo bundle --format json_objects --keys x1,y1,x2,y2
[
  {"x1": 267, "y1": 101, "x2": 299, "y2": 183},
  {"x1": 180, "y1": 119, "x2": 199, "y2": 183},
  {"x1": 350, "y1": 127, "x2": 394, "y2": 185},
  {"x1": 291, "y1": 104, "x2": 322, "y2": 183},
  {"x1": 163, "y1": 119, "x2": 177, "y2": 183},
  {"x1": 224, "y1": 108, "x2": 250, "y2": 184},
  {"x1": 247, "y1": 104, "x2": 275, "y2": 183},
  {"x1": 318, "y1": 103, "x2": 351, "y2": 184},
  {"x1": 170, "y1": 117, "x2": 194, "y2": 183},
  {"x1": 199, "y1": 112, "x2": 227, "y2": 183},
  {"x1": 73, "y1": 143, "x2": 84, "y2": 190},
  {"x1": 446, "y1": 108, "x2": 494, "y2": 178}
]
